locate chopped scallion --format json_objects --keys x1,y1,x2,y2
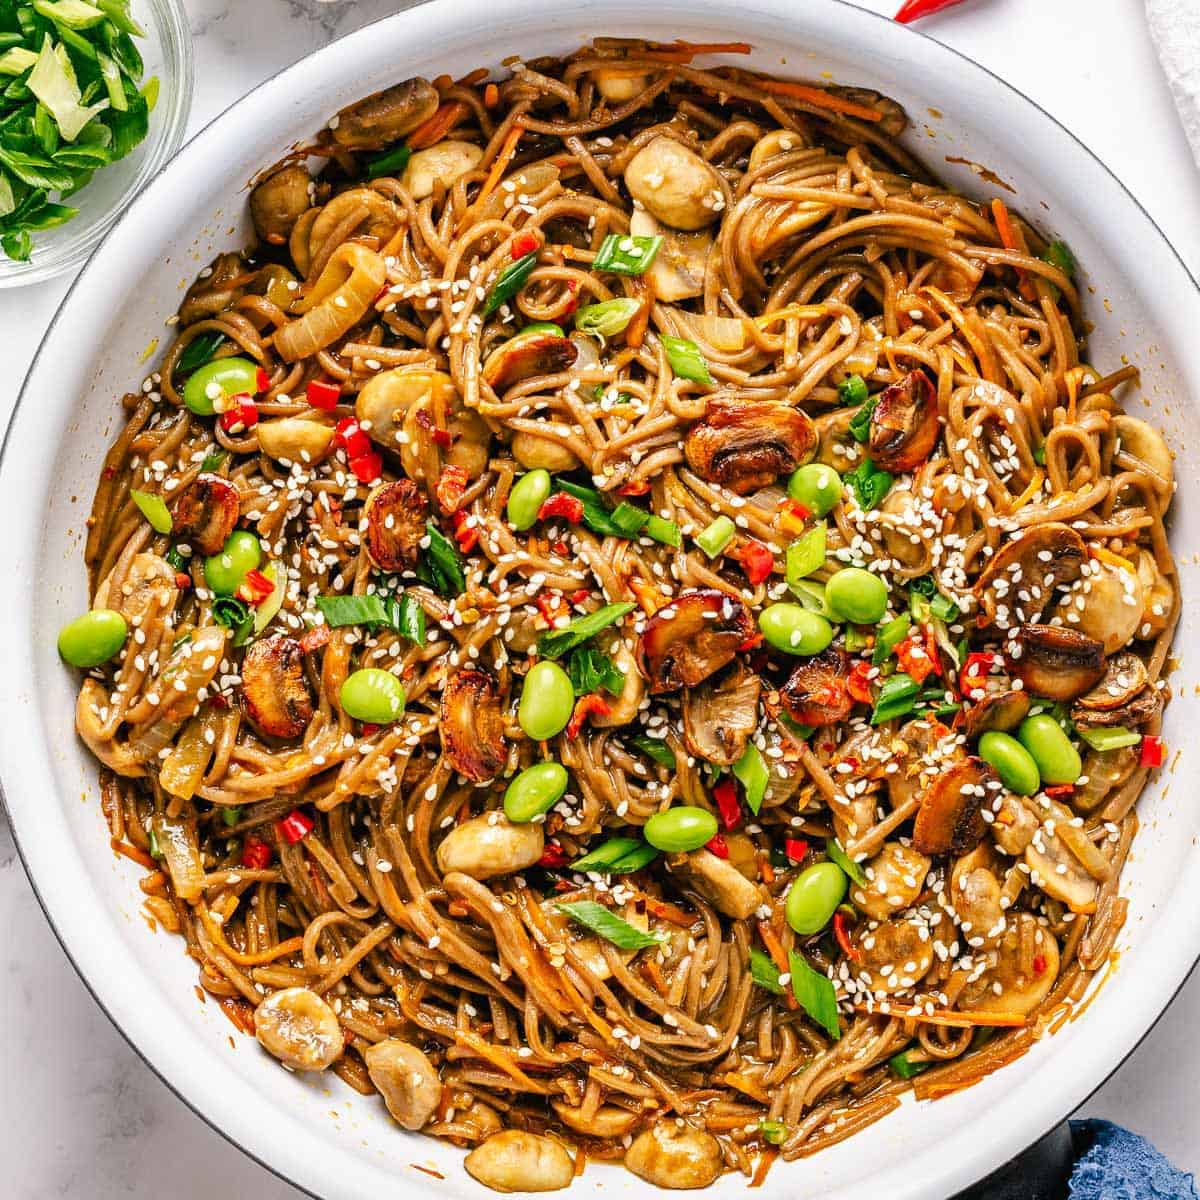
[
  {"x1": 785, "y1": 523, "x2": 826, "y2": 584},
  {"x1": 629, "y1": 734, "x2": 675, "y2": 767},
  {"x1": 872, "y1": 614, "x2": 911, "y2": 665},
  {"x1": 844, "y1": 458, "x2": 894, "y2": 511},
  {"x1": 591, "y1": 232, "x2": 663, "y2": 275},
  {"x1": 696, "y1": 516, "x2": 736, "y2": 558},
  {"x1": 483, "y1": 251, "x2": 537, "y2": 317},
  {"x1": 733, "y1": 743, "x2": 769, "y2": 815},
  {"x1": 661, "y1": 334, "x2": 714, "y2": 386},
  {"x1": 837, "y1": 374, "x2": 869, "y2": 406},
  {"x1": 537, "y1": 601, "x2": 635, "y2": 659},
  {"x1": 129, "y1": 488, "x2": 172, "y2": 534},
  {"x1": 826, "y1": 838, "x2": 866, "y2": 886},
  {"x1": 870, "y1": 671, "x2": 919, "y2": 724},
  {"x1": 788, "y1": 950, "x2": 841, "y2": 1040},
  {"x1": 575, "y1": 297, "x2": 642, "y2": 339},
  {"x1": 365, "y1": 144, "x2": 411, "y2": 180},
  {"x1": 556, "y1": 900, "x2": 665, "y2": 949},
  {"x1": 750, "y1": 948, "x2": 784, "y2": 994},
  {"x1": 1077, "y1": 725, "x2": 1141, "y2": 751}
]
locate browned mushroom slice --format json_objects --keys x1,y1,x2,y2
[
  {"x1": 1004, "y1": 625, "x2": 1106, "y2": 700},
  {"x1": 179, "y1": 252, "x2": 247, "y2": 324},
  {"x1": 1072, "y1": 651, "x2": 1149, "y2": 713},
  {"x1": 249, "y1": 164, "x2": 312, "y2": 246},
  {"x1": 779, "y1": 649, "x2": 852, "y2": 728},
  {"x1": 1071, "y1": 684, "x2": 1162, "y2": 729},
  {"x1": 637, "y1": 588, "x2": 754, "y2": 694},
  {"x1": 683, "y1": 399, "x2": 817, "y2": 495},
  {"x1": 911, "y1": 756, "x2": 997, "y2": 856},
  {"x1": 363, "y1": 479, "x2": 429, "y2": 572},
  {"x1": 959, "y1": 689, "x2": 1031, "y2": 739},
  {"x1": 169, "y1": 473, "x2": 240, "y2": 556},
  {"x1": 867, "y1": 370, "x2": 939, "y2": 473},
  {"x1": 957, "y1": 913, "x2": 1060, "y2": 1018},
  {"x1": 848, "y1": 915, "x2": 935, "y2": 995},
  {"x1": 973, "y1": 523, "x2": 1086, "y2": 626},
  {"x1": 482, "y1": 329, "x2": 577, "y2": 392},
  {"x1": 681, "y1": 663, "x2": 761, "y2": 766},
  {"x1": 331, "y1": 78, "x2": 440, "y2": 150},
  {"x1": 440, "y1": 669, "x2": 508, "y2": 783},
  {"x1": 241, "y1": 634, "x2": 314, "y2": 740}
]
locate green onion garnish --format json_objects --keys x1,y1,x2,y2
[
  {"x1": 826, "y1": 838, "x2": 866, "y2": 886},
  {"x1": 610, "y1": 501, "x2": 649, "y2": 537},
  {"x1": 314, "y1": 592, "x2": 426, "y2": 643},
  {"x1": 1033, "y1": 444, "x2": 1047, "y2": 465},
  {"x1": 889, "y1": 1049, "x2": 933, "y2": 1080},
  {"x1": 844, "y1": 458, "x2": 894, "y2": 511},
  {"x1": 847, "y1": 394, "x2": 878, "y2": 443},
  {"x1": 1076, "y1": 725, "x2": 1141, "y2": 751},
  {"x1": 365, "y1": 144, "x2": 411, "y2": 180},
  {"x1": 872, "y1": 614, "x2": 911, "y2": 665},
  {"x1": 129, "y1": 488, "x2": 172, "y2": 534},
  {"x1": 147, "y1": 827, "x2": 162, "y2": 859},
  {"x1": 661, "y1": 334, "x2": 714, "y2": 385},
  {"x1": 571, "y1": 838, "x2": 659, "y2": 874},
  {"x1": 396, "y1": 592, "x2": 426, "y2": 646},
  {"x1": 221, "y1": 806, "x2": 242, "y2": 827},
  {"x1": 483, "y1": 251, "x2": 537, "y2": 317},
  {"x1": 1040, "y1": 239, "x2": 1075, "y2": 278},
  {"x1": 567, "y1": 645, "x2": 626, "y2": 697},
  {"x1": 177, "y1": 332, "x2": 226, "y2": 375},
  {"x1": 930, "y1": 591, "x2": 959, "y2": 622},
  {"x1": 843, "y1": 624, "x2": 872, "y2": 653},
  {"x1": 733, "y1": 742, "x2": 769, "y2": 815},
  {"x1": 537, "y1": 601, "x2": 636, "y2": 659},
  {"x1": 785, "y1": 523, "x2": 826, "y2": 585},
  {"x1": 575, "y1": 297, "x2": 642, "y2": 339},
  {"x1": 837, "y1": 374, "x2": 869, "y2": 406},
  {"x1": 696, "y1": 516, "x2": 735, "y2": 558},
  {"x1": 629, "y1": 734, "x2": 675, "y2": 767},
  {"x1": 644, "y1": 514, "x2": 681, "y2": 547},
  {"x1": 788, "y1": 950, "x2": 841, "y2": 1040},
  {"x1": 759, "y1": 1119, "x2": 788, "y2": 1145},
  {"x1": 212, "y1": 596, "x2": 254, "y2": 647},
  {"x1": 750, "y1": 947, "x2": 784, "y2": 994},
  {"x1": 870, "y1": 671, "x2": 919, "y2": 724},
  {"x1": 592, "y1": 232, "x2": 663, "y2": 275},
  {"x1": 200, "y1": 448, "x2": 227, "y2": 473},
  {"x1": 165, "y1": 544, "x2": 189, "y2": 571},
  {"x1": 555, "y1": 900, "x2": 665, "y2": 950},
  {"x1": 423, "y1": 522, "x2": 466, "y2": 596}
]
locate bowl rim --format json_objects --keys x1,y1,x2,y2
[{"x1": 5, "y1": 0, "x2": 1200, "y2": 1196}]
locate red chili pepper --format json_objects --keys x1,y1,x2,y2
[
  {"x1": 278, "y1": 809, "x2": 314, "y2": 845},
  {"x1": 174, "y1": 571, "x2": 192, "y2": 591},
  {"x1": 334, "y1": 417, "x2": 371, "y2": 459},
  {"x1": 713, "y1": 778, "x2": 742, "y2": 831},
  {"x1": 452, "y1": 510, "x2": 480, "y2": 553},
  {"x1": 895, "y1": 0, "x2": 969, "y2": 25},
  {"x1": 736, "y1": 632, "x2": 764, "y2": 653},
  {"x1": 705, "y1": 833, "x2": 730, "y2": 859},
  {"x1": 784, "y1": 837, "x2": 809, "y2": 863},
  {"x1": 430, "y1": 427, "x2": 453, "y2": 448},
  {"x1": 435, "y1": 463, "x2": 469, "y2": 514},
  {"x1": 535, "y1": 591, "x2": 570, "y2": 626},
  {"x1": 617, "y1": 480, "x2": 651, "y2": 497},
  {"x1": 360, "y1": 723, "x2": 380, "y2": 736},
  {"x1": 306, "y1": 378, "x2": 340, "y2": 411},
  {"x1": 567, "y1": 692, "x2": 611, "y2": 737},
  {"x1": 1032, "y1": 953, "x2": 1048, "y2": 976},
  {"x1": 895, "y1": 628, "x2": 939, "y2": 685},
  {"x1": 350, "y1": 451, "x2": 383, "y2": 484},
  {"x1": 1140, "y1": 735, "x2": 1165, "y2": 768},
  {"x1": 538, "y1": 842, "x2": 568, "y2": 869},
  {"x1": 218, "y1": 398, "x2": 258, "y2": 433},
  {"x1": 241, "y1": 835, "x2": 273, "y2": 870},
  {"x1": 561, "y1": 279, "x2": 580, "y2": 317},
  {"x1": 847, "y1": 660, "x2": 875, "y2": 705},
  {"x1": 1044, "y1": 783, "x2": 1076, "y2": 799},
  {"x1": 552, "y1": 540, "x2": 569, "y2": 556},
  {"x1": 737, "y1": 538, "x2": 775, "y2": 585},
  {"x1": 237, "y1": 568, "x2": 275, "y2": 606},
  {"x1": 538, "y1": 492, "x2": 585, "y2": 523},
  {"x1": 299, "y1": 624, "x2": 331, "y2": 654},
  {"x1": 960, "y1": 651, "x2": 998, "y2": 697},
  {"x1": 256, "y1": 367, "x2": 271, "y2": 393},
  {"x1": 511, "y1": 231, "x2": 539, "y2": 259},
  {"x1": 833, "y1": 910, "x2": 860, "y2": 961},
  {"x1": 569, "y1": 588, "x2": 590, "y2": 606}
]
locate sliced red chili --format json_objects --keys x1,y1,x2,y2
[
  {"x1": 1139, "y1": 735, "x2": 1164, "y2": 768},
  {"x1": 1032, "y1": 953, "x2": 1048, "y2": 976},
  {"x1": 569, "y1": 588, "x2": 591, "y2": 606},
  {"x1": 894, "y1": 0, "x2": 968, "y2": 26},
  {"x1": 538, "y1": 842, "x2": 568, "y2": 868},
  {"x1": 538, "y1": 492, "x2": 585, "y2": 523},
  {"x1": 306, "y1": 378, "x2": 341, "y2": 411},
  {"x1": 846, "y1": 660, "x2": 875, "y2": 704},
  {"x1": 218, "y1": 398, "x2": 258, "y2": 433},
  {"x1": 256, "y1": 367, "x2": 271, "y2": 393},
  {"x1": 452, "y1": 510, "x2": 480, "y2": 553},
  {"x1": 278, "y1": 809, "x2": 313, "y2": 845},
  {"x1": 535, "y1": 591, "x2": 570, "y2": 626},
  {"x1": 174, "y1": 571, "x2": 192, "y2": 591},
  {"x1": 705, "y1": 833, "x2": 730, "y2": 859},
  {"x1": 299, "y1": 624, "x2": 331, "y2": 654},
  {"x1": 566, "y1": 692, "x2": 611, "y2": 737},
  {"x1": 833, "y1": 910, "x2": 860, "y2": 961},
  {"x1": 237, "y1": 568, "x2": 275, "y2": 606},
  {"x1": 784, "y1": 837, "x2": 809, "y2": 862},
  {"x1": 350, "y1": 451, "x2": 383, "y2": 484},
  {"x1": 334, "y1": 417, "x2": 371, "y2": 459},
  {"x1": 241, "y1": 835, "x2": 273, "y2": 869},
  {"x1": 430, "y1": 427, "x2": 453, "y2": 448},
  {"x1": 713, "y1": 778, "x2": 742, "y2": 831},
  {"x1": 617, "y1": 480, "x2": 651, "y2": 497},
  {"x1": 959, "y1": 651, "x2": 999, "y2": 698},
  {"x1": 511, "y1": 231, "x2": 539, "y2": 259},
  {"x1": 895, "y1": 627, "x2": 939, "y2": 685},
  {"x1": 1043, "y1": 783, "x2": 1076, "y2": 799},
  {"x1": 737, "y1": 538, "x2": 775, "y2": 585}
]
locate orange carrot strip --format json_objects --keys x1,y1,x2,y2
[
  {"x1": 407, "y1": 101, "x2": 470, "y2": 150},
  {"x1": 626, "y1": 276, "x2": 652, "y2": 349},
  {"x1": 757, "y1": 79, "x2": 884, "y2": 122},
  {"x1": 475, "y1": 121, "x2": 525, "y2": 210},
  {"x1": 723, "y1": 1071, "x2": 771, "y2": 1103},
  {"x1": 454, "y1": 1029, "x2": 546, "y2": 1090},
  {"x1": 652, "y1": 40, "x2": 753, "y2": 58},
  {"x1": 640, "y1": 894, "x2": 697, "y2": 927},
  {"x1": 757, "y1": 920, "x2": 798, "y2": 1010},
  {"x1": 483, "y1": 82, "x2": 499, "y2": 108},
  {"x1": 111, "y1": 837, "x2": 156, "y2": 870},
  {"x1": 750, "y1": 1147, "x2": 778, "y2": 1188},
  {"x1": 990, "y1": 198, "x2": 1037, "y2": 301},
  {"x1": 459, "y1": 67, "x2": 489, "y2": 87}
]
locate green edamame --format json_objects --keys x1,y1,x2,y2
[
  {"x1": 759, "y1": 603, "x2": 834, "y2": 656},
  {"x1": 787, "y1": 463, "x2": 842, "y2": 517},
  {"x1": 1018, "y1": 714, "x2": 1082, "y2": 785},
  {"x1": 643, "y1": 806, "x2": 718, "y2": 853},
  {"x1": 204, "y1": 530, "x2": 262, "y2": 596},
  {"x1": 504, "y1": 761, "x2": 569, "y2": 823},
  {"x1": 340, "y1": 668, "x2": 406, "y2": 723},
  {"x1": 519, "y1": 660, "x2": 574, "y2": 740},
  {"x1": 825, "y1": 567, "x2": 888, "y2": 624},
  {"x1": 978, "y1": 730, "x2": 1041, "y2": 795},
  {"x1": 507, "y1": 469, "x2": 552, "y2": 531},
  {"x1": 57, "y1": 608, "x2": 128, "y2": 667},
  {"x1": 785, "y1": 861, "x2": 847, "y2": 935},
  {"x1": 182, "y1": 356, "x2": 261, "y2": 416}
]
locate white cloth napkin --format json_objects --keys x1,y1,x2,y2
[{"x1": 1146, "y1": 0, "x2": 1200, "y2": 168}]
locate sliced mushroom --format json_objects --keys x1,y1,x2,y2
[
  {"x1": 637, "y1": 588, "x2": 754, "y2": 694},
  {"x1": 75, "y1": 679, "x2": 146, "y2": 777},
  {"x1": 402, "y1": 139, "x2": 484, "y2": 199},
  {"x1": 364, "y1": 1039, "x2": 442, "y2": 1131},
  {"x1": 1136, "y1": 549, "x2": 1174, "y2": 639},
  {"x1": 681, "y1": 662, "x2": 761, "y2": 766},
  {"x1": 848, "y1": 915, "x2": 935, "y2": 996},
  {"x1": 482, "y1": 328, "x2": 578, "y2": 392},
  {"x1": 957, "y1": 913, "x2": 1060, "y2": 1018},
  {"x1": 886, "y1": 717, "x2": 957, "y2": 810},
  {"x1": 332, "y1": 78, "x2": 440, "y2": 149},
  {"x1": 511, "y1": 432, "x2": 581, "y2": 472},
  {"x1": 179, "y1": 253, "x2": 247, "y2": 324},
  {"x1": 630, "y1": 208, "x2": 712, "y2": 302},
  {"x1": 624, "y1": 136, "x2": 722, "y2": 231},
  {"x1": 911, "y1": 756, "x2": 997, "y2": 856},
  {"x1": 867, "y1": 370, "x2": 939, "y2": 473},
  {"x1": 684, "y1": 399, "x2": 817, "y2": 494},
  {"x1": 779, "y1": 649, "x2": 852, "y2": 728},
  {"x1": 973, "y1": 523, "x2": 1085, "y2": 626},
  {"x1": 1057, "y1": 557, "x2": 1145, "y2": 655},
  {"x1": 1024, "y1": 823, "x2": 1098, "y2": 914},
  {"x1": 93, "y1": 551, "x2": 178, "y2": 619},
  {"x1": 878, "y1": 487, "x2": 926, "y2": 570},
  {"x1": 256, "y1": 416, "x2": 335, "y2": 465},
  {"x1": 590, "y1": 636, "x2": 644, "y2": 727},
  {"x1": 1072, "y1": 651, "x2": 1149, "y2": 712},
  {"x1": 850, "y1": 841, "x2": 931, "y2": 922},
  {"x1": 673, "y1": 848, "x2": 762, "y2": 919},
  {"x1": 959, "y1": 689, "x2": 1031, "y2": 739},
  {"x1": 552, "y1": 1101, "x2": 638, "y2": 1139},
  {"x1": 1071, "y1": 684, "x2": 1161, "y2": 729},
  {"x1": 747, "y1": 128, "x2": 809, "y2": 172},
  {"x1": 593, "y1": 68, "x2": 648, "y2": 103},
  {"x1": 624, "y1": 1123, "x2": 723, "y2": 1190},
  {"x1": 949, "y1": 844, "x2": 1006, "y2": 947},
  {"x1": 465, "y1": 1131, "x2": 574, "y2": 1193},
  {"x1": 436, "y1": 816, "x2": 543, "y2": 880},
  {"x1": 249, "y1": 163, "x2": 312, "y2": 246},
  {"x1": 240, "y1": 634, "x2": 314, "y2": 740},
  {"x1": 362, "y1": 479, "x2": 428, "y2": 572},
  {"x1": 254, "y1": 987, "x2": 342, "y2": 1072},
  {"x1": 1004, "y1": 625, "x2": 1106, "y2": 700},
  {"x1": 814, "y1": 406, "x2": 861, "y2": 471},
  {"x1": 1111, "y1": 414, "x2": 1173, "y2": 495},
  {"x1": 169, "y1": 473, "x2": 240, "y2": 556},
  {"x1": 441, "y1": 669, "x2": 508, "y2": 783}
]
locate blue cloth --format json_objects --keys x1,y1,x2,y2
[{"x1": 1069, "y1": 1120, "x2": 1198, "y2": 1199}]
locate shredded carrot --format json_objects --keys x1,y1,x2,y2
[
  {"x1": 854, "y1": 1004, "x2": 1027, "y2": 1028},
  {"x1": 990, "y1": 198, "x2": 1037, "y2": 301},
  {"x1": 640, "y1": 894, "x2": 697, "y2": 927},
  {"x1": 573, "y1": 1148, "x2": 587, "y2": 1178},
  {"x1": 483, "y1": 82, "x2": 499, "y2": 108},
  {"x1": 642, "y1": 958, "x2": 668, "y2": 993},
  {"x1": 750, "y1": 1147, "x2": 778, "y2": 1188},
  {"x1": 475, "y1": 121, "x2": 525, "y2": 210},
  {"x1": 628, "y1": 576, "x2": 664, "y2": 615},
  {"x1": 431, "y1": 73, "x2": 453, "y2": 91},
  {"x1": 454, "y1": 1029, "x2": 546, "y2": 1090},
  {"x1": 1009, "y1": 468, "x2": 1045, "y2": 512},
  {"x1": 755, "y1": 303, "x2": 828, "y2": 329},
  {"x1": 723, "y1": 1072, "x2": 771, "y2": 1104},
  {"x1": 757, "y1": 920, "x2": 798, "y2": 1010},
  {"x1": 407, "y1": 101, "x2": 470, "y2": 150},
  {"x1": 1091, "y1": 546, "x2": 1137, "y2": 574},
  {"x1": 111, "y1": 837, "x2": 156, "y2": 870},
  {"x1": 217, "y1": 995, "x2": 257, "y2": 1036},
  {"x1": 757, "y1": 79, "x2": 883, "y2": 122},
  {"x1": 626, "y1": 276, "x2": 653, "y2": 349},
  {"x1": 759, "y1": 858, "x2": 776, "y2": 885},
  {"x1": 458, "y1": 67, "x2": 489, "y2": 87}
]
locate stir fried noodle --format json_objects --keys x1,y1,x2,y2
[{"x1": 72, "y1": 41, "x2": 1177, "y2": 1189}]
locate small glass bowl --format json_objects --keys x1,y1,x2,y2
[{"x1": 0, "y1": 0, "x2": 194, "y2": 288}]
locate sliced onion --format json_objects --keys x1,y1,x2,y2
[
  {"x1": 153, "y1": 812, "x2": 206, "y2": 902},
  {"x1": 668, "y1": 307, "x2": 747, "y2": 353},
  {"x1": 274, "y1": 244, "x2": 386, "y2": 362}
]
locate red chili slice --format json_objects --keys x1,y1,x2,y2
[
  {"x1": 350, "y1": 451, "x2": 383, "y2": 483},
  {"x1": 306, "y1": 379, "x2": 341, "y2": 411},
  {"x1": 737, "y1": 538, "x2": 774, "y2": 585},
  {"x1": 705, "y1": 833, "x2": 730, "y2": 859},
  {"x1": 784, "y1": 837, "x2": 809, "y2": 862},
  {"x1": 241, "y1": 835, "x2": 273, "y2": 869},
  {"x1": 714, "y1": 778, "x2": 742, "y2": 831},
  {"x1": 538, "y1": 492, "x2": 585, "y2": 523},
  {"x1": 566, "y1": 693, "x2": 611, "y2": 738},
  {"x1": 278, "y1": 809, "x2": 313, "y2": 845}
]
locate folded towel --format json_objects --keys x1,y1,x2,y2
[
  {"x1": 1145, "y1": 0, "x2": 1200, "y2": 168},
  {"x1": 1069, "y1": 1119, "x2": 1198, "y2": 1199}
]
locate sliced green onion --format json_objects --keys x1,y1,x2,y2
[
  {"x1": 129, "y1": 488, "x2": 172, "y2": 534},
  {"x1": 147, "y1": 827, "x2": 162, "y2": 859},
  {"x1": 696, "y1": 516, "x2": 736, "y2": 558},
  {"x1": 826, "y1": 838, "x2": 866, "y2": 886},
  {"x1": 396, "y1": 593, "x2": 426, "y2": 646},
  {"x1": 837, "y1": 374, "x2": 868, "y2": 406},
  {"x1": 750, "y1": 948, "x2": 784, "y2": 994},
  {"x1": 164, "y1": 544, "x2": 189, "y2": 571},
  {"x1": 1033, "y1": 444, "x2": 1047, "y2": 466},
  {"x1": 592, "y1": 232, "x2": 663, "y2": 275},
  {"x1": 483, "y1": 251, "x2": 536, "y2": 317},
  {"x1": 644, "y1": 514, "x2": 681, "y2": 547},
  {"x1": 629, "y1": 734, "x2": 675, "y2": 767},
  {"x1": 365, "y1": 144, "x2": 411, "y2": 180},
  {"x1": 538, "y1": 601, "x2": 636, "y2": 659},
  {"x1": 661, "y1": 334, "x2": 713, "y2": 385},
  {"x1": 609, "y1": 501, "x2": 648, "y2": 536},
  {"x1": 1076, "y1": 725, "x2": 1141, "y2": 751},
  {"x1": 778, "y1": 714, "x2": 815, "y2": 741},
  {"x1": 789, "y1": 578, "x2": 833, "y2": 616},
  {"x1": 556, "y1": 900, "x2": 665, "y2": 949},
  {"x1": 788, "y1": 950, "x2": 841, "y2": 1040},
  {"x1": 567, "y1": 645, "x2": 626, "y2": 697},
  {"x1": 759, "y1": 1119, "x2": 788, "y2": 1145},
  {"x1": 843, "y1": 624, "x2": 871, "y2": 653},
  {"x1": 211, "y1": 596, "x2": 253, "y2": 647},
  {"x1": 423, "y1": 522, "x2": 466, "y2": 596},
  {"x1": 785, "y1": 523, "x2": 826, "y2": 584},
  {"x1": 572, "y1": 838, "x2": 659, "y2": 874},
  {"x1": 872, "y1": 614, "x2": 911, "y2": 665},
  {"x1": 1041, "y1": 239, "x2": 1075, "y2": 277},
  {"x1": 199, "y1": 447, "x2": 227, "y2": 472},
  {"x1": 316, "y1": 594, "x2": 390, "y2": 627},
  {"x1": 733, "y1": 743, "x2": 769, "y2": 816},
  {"x1": 930, "y1": 591, "x2": 959, "y2": 622},
  {"x1": 575, "y1": 297, "x2": 642, "y2": 339},
  {"x1": 221, "y1": 806, "x2": 242, "y2": 827},
  {"x1": 889, "y1": 1049, "x2": 932, "y2": 1080},
  {"x1": 844, "y1": 458, "x2": 894, "y2": 511},
  {"x1": 847, "y1": 395, "x2": 878, "y2": 443},
  {"x1": 553, "y1": 479, "x2": 627, "y2": 537},
  {"x1": 176, "y1": 331, "x2": 226, "y2": 375},
  {"x1": 871, "y1": 671, "x2": 919, "y2": 725}
]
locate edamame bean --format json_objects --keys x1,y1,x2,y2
[
  {"x1": 759, "y1": 603, "x2": 834, "y2": 656},
  {"x1": 204, "y1": 530, "x2": 262, "y2": 596},
  {"x1": 825, "y1": 568, "x2": 888, "y2": 624},
  {"x1": 507, "y1": 469, "x2": 552, "y2": 531},
  {"x1": 340, "y1": 668, "x2": 406, "y2": 723},
  {"x1": 182, "y1": 357, "x2": 261, "y2": 416},
  {"x1": 644, "y1": 806, "x2": 718, "y2": 853},
  {"x1": 787, "y1": 463, "x2": 842, "y2": 517},
  {"x1": 785, "y1": 861, "x2": 847, "y2": 935},
  {"x1": 978, "y1": 730, "x2": 1041, "y2": 795},
  {"x1": 1017, "y1": 714, "x2": 1082, "y2": 785},
  {"x1": 518, "y1": 660, "x2": 574, "y2": 740},
  {"x1": 57, "y1": 608, "x2": 128, "y2": 667},
  {"x1": 504, "y1": 762, "x2": 569, "y2": 823}
]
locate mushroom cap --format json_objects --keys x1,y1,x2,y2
[{"x1": 684, "y1": 398, "x2": 817, "y2": 495}]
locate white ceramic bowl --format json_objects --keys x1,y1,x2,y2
[{"x1": 4, "y1": 2, "x2": 1198, "y2": 1197}]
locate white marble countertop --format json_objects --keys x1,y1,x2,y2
[{"x1": 2, "y1": 0, "x2": 1199, "y2": 1195}]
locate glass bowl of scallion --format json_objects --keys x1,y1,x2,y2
[{"x1": 0, "y1": 0, "x2": 193, "y2": 286}]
